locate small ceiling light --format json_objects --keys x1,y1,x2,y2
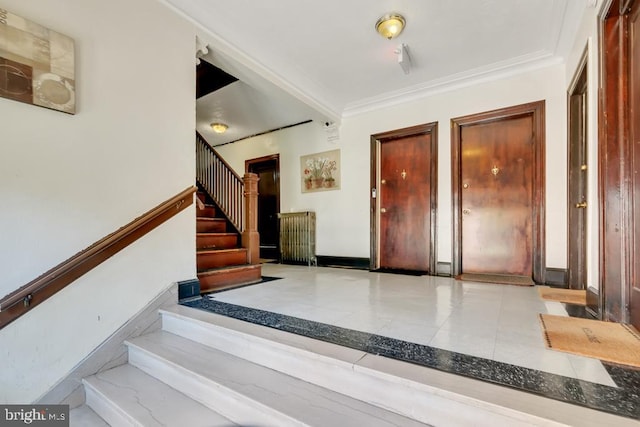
[
  {"x1": 375, "y1": 13, "x2": 406, "y2": 39},
  {"x1": 210, "y1": 122, "x2": 228, "y2": 133}
]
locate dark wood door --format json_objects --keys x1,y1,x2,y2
[
  {"x1": 630, "y1": 0, "x2": 640, "y2": 329},
  {"x1": 568, "y1": 61, "x2": 588, "y2": 291},
  {"x1": 459, "y1": 116, "x2": 534, "y2": 276},
  {"x1": 246, "y1": 155, "x2": 280, "y2": 260},
  {"x1": 372, "y1": 124, "x2": 437, "y2": 272}
]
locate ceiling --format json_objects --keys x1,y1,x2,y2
[{"x1": 163, "y1": 0, "x2": 587, "y2": 146}]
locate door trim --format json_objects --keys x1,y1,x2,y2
[
  {"x1": 370, "y1": 123, "x2": 438, "y2": 272},
  {"x1": 245, "y1": 154, "x2": 281, "y2": 258},
  {"x1": 451, "y1": 101, "x2": 546, "y2": 282}
]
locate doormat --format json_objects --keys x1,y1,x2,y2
[
  {"x1": 456, "y1": 273, "x2": 534, "y2": 286},
  {"x1": 539, "y1": 314, "x2": 640, "y2": 368},
  {"x1": 537, "y1": 286, "x2": 586, "y2": 305}
]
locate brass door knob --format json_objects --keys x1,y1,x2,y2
[
  {"x1": 380, "y1": 208, "x2": 387, "y2": 213},
  {"x1": 575, "y1": 201, "x2": 587, "y2": 208}
]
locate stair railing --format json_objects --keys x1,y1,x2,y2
[
  {"x1": 196, "y1": 133, "x2": 259, "y2": 264},
  {"x1": 196, "y1": 132, "x2": 244, "y2": 232}
]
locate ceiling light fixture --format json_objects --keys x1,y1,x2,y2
[
  {"x1": 375, "y1": 13, "x2": 406, "y2": 39},
  {"x1": 210, "y1": 122, "x2": 228, "y2": 133}
]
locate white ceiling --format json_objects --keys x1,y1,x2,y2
[{"x1": 165, "y1": 0, "x2": 587, "y2": 145}]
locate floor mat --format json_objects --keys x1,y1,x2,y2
[
  {"x1": 537, "y1": 286, "x2": 586, "y2": 305},
  {"x1": 456, "y1": 273, "x2": 534, "y2": 286},
  {"x1": 539, "y1": 314, "x2": 640, "y2": 368}
]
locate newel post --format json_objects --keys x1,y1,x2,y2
[{"x1": 242, "y1": 173, "x2": 260, "y2": 264}]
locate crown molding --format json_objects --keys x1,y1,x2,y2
[{"x1": 342, "y1": 51, "x2": 562, "y2": 118}]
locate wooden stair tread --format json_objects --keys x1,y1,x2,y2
[
  {"x1": 196, "y1": 232, "x2": 237, "y2": 237},
  {"x1": 198, "y1": 264, "x2": 260, "y2": 274},
  {"x1": 196, "y1": 217, "x2": 225, "y2": 222},
  {"x1": 197, "y1": 248, "x2": 246, "y2": 254}
]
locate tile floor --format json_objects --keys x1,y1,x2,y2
[{"x1": 210, "y1": 264, "x2": 616, "y2": 387}]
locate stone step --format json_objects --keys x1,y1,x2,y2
[
  {"x1": 126, "y1": 330, "x2": 428, "y2": 427},
  {"x1": 160, "y1": 304, "x2": 605, "y2": 427},
  {"x1": 69, "y1": 405, "x2": 109, "y2": 427},
  {"x1": 83, "y1": 364, "x2": 234, "y2": 426}
]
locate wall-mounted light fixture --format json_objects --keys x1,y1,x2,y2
[
  {"x1": 375, "y1": 13, "x2": 406, "y2": 39},
  {"x1": 210, "y1": 122, "x2": 228, "y2": 133}
]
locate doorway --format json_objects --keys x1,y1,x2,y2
[
  {"x1": 451, "y1": 101, "x2": 545, "y2": 283},
  {"x1": 567, "y1": 52, "x2": 588, "y2": 292},
  {"x1": 370, "y1": 123, "x2": 438, "y2": 273},
  {"x1": 245, "y1": 155, "x2": 280, "y2": 260}
]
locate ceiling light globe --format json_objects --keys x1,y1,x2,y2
[
  {"x1": 376, "y1": 13, "x2": 406, "y2": 39},
  {"x1": 210, "y1": 122, "x2": 228, "y2": 133}
]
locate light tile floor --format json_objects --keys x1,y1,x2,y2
[{"x1": 211, "y1": 264, "x2": 617, "y2": 387}]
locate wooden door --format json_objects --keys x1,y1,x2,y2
[
  {"x1": 567, "y1": 58, "x2": 588, "y2": 291},
  {"x1": 460, "y1": 117, "x2": 534, "y2": 276},
  {"x1": 452, "y1": 101, "x2": 545, "y2": 281},
  {"x1": 246, "y1": 155, "x2": 280, "y2": 260},
  {"x1": 630, "y1": 0, "x2": 640, "y2": 329},
  {"x1": 371, "y1": 123, "x2": 438, "y2": 273}
]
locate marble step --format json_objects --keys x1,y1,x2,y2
[
  {"x1": 126, "y1": 330, "x2": 429, "y2": 427},
  {"x1": 83, "y1": 364, "x2": 235, "y2": 427},
  {"x1": 160, "y1": 304, "x2": 609, "y2": 427},
  {"x1": 69, "y1": 405, "x2": 109, "y2": 427}
]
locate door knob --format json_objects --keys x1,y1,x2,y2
[
  {"x1": 380, "y1": 208, "x2": 387, "y2": 213},
  {"x1": 462, "y1": 209, "x2": 471, "y2": 215},
  {"x1": 575, "y1": 201, "x2": 587, "y2": 208}
]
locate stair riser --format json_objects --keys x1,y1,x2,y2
[
  {"x1": 196, "y1": 206, "x2": 216, "y2": 217},
  {"x1": 127, "y1": 344, "x2": 304, "y2": 426},
  {"x1": 84, "y1": 381, "x2": 134, "y2": 427},
  {"x1": 197, "y1": 251, "x2": 248, "y2": 270},
  {"x1": 196, "y1": 234, "x2": 237, "y2": 249},
  {"x1": 196, "y1": 221, "x2": 226, "y2": 233},
  {"x1": 198, "y1": 267, "x2": 261, "y2": 293},
  {"x1": 161, "y1": 312, "x2": 547, "y2": 427}
]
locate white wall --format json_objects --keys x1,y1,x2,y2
[
  {"x1": 0, "y1": 0, "x2": 196, "y2": 403},
  {"x1": 216, "y1": 63, "x2": 568, "y2": 268}
]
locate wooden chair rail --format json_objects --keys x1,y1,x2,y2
[{"x1": 0, "y1": 186, "x2": 196, "y2": 329}]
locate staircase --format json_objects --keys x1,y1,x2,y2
[
  {"x1": 68, "y1": 303, "x2": 616, "y2": 427},
  {"x1": 72, "y1": 305, "x2": 434, "y2": 426},
  {"x1": 196, "y1": 190, "x2": 261, "y2": 293},
  {"x1": 195, "y1": 132, "x2": 262, "y2": 293}
]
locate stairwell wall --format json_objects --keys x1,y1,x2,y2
[{"x1": 0, "y1": 0, "x2": 196, "y2": 403}]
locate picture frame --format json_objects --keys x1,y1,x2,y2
[
  {"x1": 0, "y1": 8, "x2": 76, "y2": 114},
  {"x1": 300, "y1": 149, "x2": 341, "y2": 193}
]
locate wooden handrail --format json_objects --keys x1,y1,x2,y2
[{"x1": 0, "y1": 186, "x2": 196, "y2": 329}]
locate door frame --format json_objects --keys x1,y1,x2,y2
[
  {"x1": 451, "y1": 101, "x2": 546, "y2": 282},
  {"x1": 245, "y1": 154, "x2": 280, "y2": 258},
  {"x1": 370, "y1": 123, "x2": 438, "y2": 272},
  {"x1": 567, "y1": 47, "x2": 589, "y2": 292},
  {"x1": 598, "y1": 0, "x2": 640, "y2": 324}
]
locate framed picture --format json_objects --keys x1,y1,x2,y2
[
  {"x1": 301, "y1": 149, "x2": 340, "y2": 193},
  {"x1": 0, "y1": 8, "x2": 76, "y2": 114}
]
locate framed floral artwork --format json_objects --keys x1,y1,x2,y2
[{"x1": 301, "y1": 149, "x2": 340, "y2": 193}]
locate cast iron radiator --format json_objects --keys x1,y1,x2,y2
[{"x1": 278, "y1": 211, "x2": 317, "y2": 266}]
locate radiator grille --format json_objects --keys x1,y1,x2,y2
[{"x1": 278, "y1": 212, "x2": 316, "y2": 266}]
